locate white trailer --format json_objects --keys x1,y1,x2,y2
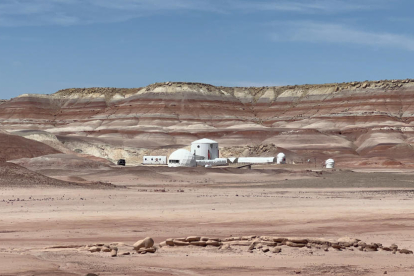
[{"x1": 143, "y1": 156, "x2": 167, "y2": 165}]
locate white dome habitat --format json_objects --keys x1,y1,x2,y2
[{"x1": 168, "y1": 149, "x2": 196, "y2": 167}]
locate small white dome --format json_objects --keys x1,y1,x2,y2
[
  {"x1": 325, "y1": 158, "x2": 335, "y2": 168},
  {"x1": 168, "y1": 149, "x2": 196, "y2": 167}
]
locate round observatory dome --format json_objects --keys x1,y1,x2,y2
[
  {"x1": 276, "y1": 152, "x2": 286, "y2": 164},
  {"x1": 190, "y1": 138, "x2": 219, "y2": 160},
  {"x1": 168, "y1": 149, "x2": 196, "y2": 167},
  {"x1": 325, "y1": 159, "x2": 335, "y2": 169}
]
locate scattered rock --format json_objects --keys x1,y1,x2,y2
[
  {"x1": 190, "y1": 241, "x2": 207, "y2": 247},
  {"x1": 206, "y1": 240, "x2": 221, "y2": 247},
  {"x1": 88, "y1": 247, "x2": 100, "y2": 253},
  {"x1": 133, "y1": 237, "x2": 154, "y2": 250},
  {"x1": 186, "y1": 236, "x2": 201, "y2": 242},
  {"x1": 272, "y1": 247, "x2": 282, "y2": 253},
  {"x1": 165, "y1": 239, "x2": 174, "y2": 246},
  {"x1": 399, "y1": 249, "x2": 413, "y2": 254},
  {"x1": 286, "y1": 241, "x2": 306, "y2": 248},
  {"x1": 261, "y1": 247, "x2": 269, "y2": 253},
  {"x1": 101, "y1": 247, "x2": 111, "y2": 252},
  {"x1": 173, "y1": 240, "x2": 190, "y2": 246}
]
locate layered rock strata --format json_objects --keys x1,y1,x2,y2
[{"x1": 1, "y1": 79, "x2": 414, "y2": 166}]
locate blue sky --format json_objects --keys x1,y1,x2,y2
[{"x1": 0, "y1": 0, "x2": 414, "y2": 99}]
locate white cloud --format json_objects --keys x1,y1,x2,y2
[
  {"x1": 0, "y1": 0, "x2": 388, "y2": 27},
  {"x1": 270, "y1": 21, "x2": 414, "y2": 51},
  {"x1": 230, "y1": 0, "x2": 377, "y2": 13}
]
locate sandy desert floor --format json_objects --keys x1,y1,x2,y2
[{"x1": 1, "y1": 165, "x2": 414, "y2": 275}]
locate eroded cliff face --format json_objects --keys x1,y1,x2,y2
[{"x1": 1, "y1": 79, "x2": 414, "y2": 166}]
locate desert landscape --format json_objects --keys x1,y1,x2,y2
[{"x1": 1, "y1": 80, "x2": 414, "y2": 275}]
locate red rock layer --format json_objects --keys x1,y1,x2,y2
[{"x1": 1, "y1": 80, "x2": 414, "y2": 166}]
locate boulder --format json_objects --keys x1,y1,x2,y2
[
  {"x1": 88, "y1": 247, "x2": 100, "y2": 253},
  {"x1": 261, "y1": 241, "x2": 276, "y2": 246},
  {"x1": 272, "y1": 247, "x2": 282, "y2": 253},
  {"x1": 165, "y1": 239, "x2": 174, "y2": 246},
  {"x1": 190, "y1": 241, "x2": 207, "y2": 247},
  {"x1": 286, "y1": 241, "x2": 306, "y2": 248},
  {"x1": 272, "y1": 237, "x2": 287, "y2": 243},
  {"x1": 110, "y1": 249, "x2": 117, "y2": 257},
  {"x1": 399, "y1": 249, "x2": 413, "y2": 254},
  {"x1": 159, "y1": 241, "x2": 167, "y2": 247},
  {"x1": 139, "y1": 247, "x2": 156, "y2": 253},
  {"x1": 357, "y1": 241, "x2": 366, "y2": 248},
  {"x1": 173, "y1": 240, "x2": 190, "y2": 246},
  {"x1": 101, "y1": 247, "x2": 111, "y2": 252},
  {"x1": 242, "y1": 236, "x2": 255, "y2": 240},
  {"x1": 262, "y1": 247, "x2": 269, "y2": 253},
  {"x1": 287, "y1": 238, "x2": 308, "y2": 244},
  {"x1": 186, "y1": 236, "x2": 201, "y2": 242},
  {"x1": 206, "y1": 240, "x2": 221, "y2": 247},
  {"x1": 208, "y1": 238, "x2": 221, "y2": 241},
  {"x1": 173, "y1": 238, "x2": 187, "y2": 242},
  {"x1": 133, "y1": 237, "x2": 154, "y2": 250},
  {"x1": 230, "y1": 241, "x2": 252, "y2": 246}
]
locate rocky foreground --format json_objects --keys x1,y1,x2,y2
[{"x1": 1, "y1": 79, "x2": 414, "y2": 166}]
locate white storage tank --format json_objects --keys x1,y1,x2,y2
[
  {"x1": 143, "y1": 156, "x2": 167, "y2": 165},
  {"x1": 191, "y1": 138, "x2": 219, "y2": 160},
  {"x1": 196, "y1": 158, "x2": 228, "y2": 167},
  {"x1": 168, "y1": 149, "x2": 196, "y2": 167},
  {"x1": 237, "y1": 157, "x2": 275, "y2": 164},
  {"x1": 276, "y1": 153, "x2": 286, "y2": 164},
  {"x1": 325, "y1": 158, "x2": 335, "y2": 169}
]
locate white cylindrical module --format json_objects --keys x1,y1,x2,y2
[
  {"x1": 196, "y1": 158, "x2": 228, "y2": 167},
  {"x1": 276, "y1": 153, "x2": 286, "y2": 164},
  {"x1": 237, "y1": 157, "x2": 275, "y2": 164},
  {"x1": 168, "y1": 149, "x2": 196, "y2": 167},
  {"x1": 325, "y1": 158, "x2": 335, "y2": 169},
  {"x1": 190, "y1": 138, "x2": 219, "y2": 160}
]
